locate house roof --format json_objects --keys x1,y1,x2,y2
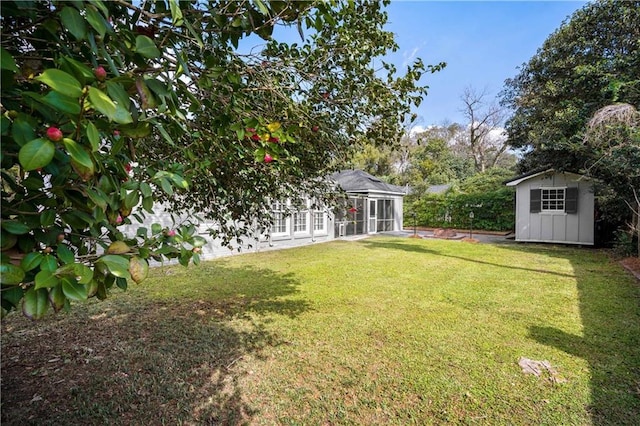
[
  {"x1": 330, "y1": 169, "x2": 406, "y2": 195},
  {"x1": 426, "y1": 184, "x2": 451, "y2": 194},
  {"x1": 504, "y1": 168, "x2": 590, "y2": 187}
]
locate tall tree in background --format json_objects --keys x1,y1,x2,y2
[
  {"x1": 584, "y1": 103, "x2": 640, "y2": 256},
  {"x1": 459, "y1": 87, "x2": 510, "y2": 173},
  {"x1": 501, "y1": 0, "x2": 640, "y2": 173},
  {"x1": 1, "y1": 0, "x2": 439, "y2": 317}
]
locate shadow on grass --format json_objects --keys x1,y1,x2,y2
[
  {"x1": 362, "y1": 236, "x2": 640, "y2": 424},
  {"x1": 526, "y1": 257, "x2": 640, "y2": 425},
  {"x1": 1, "y1": 264, "x2": 309, "y2": 425},
  {"x1": 359, "y1": 238, "x2": 576, "y2": 278}
]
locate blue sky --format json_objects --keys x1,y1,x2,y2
[{"x1": 383, "y1": 1, "x2": 588, "y2": 126}]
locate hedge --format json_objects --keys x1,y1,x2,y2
[{"x1": 405, "y1": 189, "x2": 515, "y2": 232}]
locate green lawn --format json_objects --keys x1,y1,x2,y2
[{"x1": 2, "y1": 236, "x2": 639, "y2": 425}]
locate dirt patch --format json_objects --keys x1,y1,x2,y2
[
  {"x1": 620, "y1": 257, "x2": 640, "y2": 280},
  {"x1": 433, "y1": 228, "x2": 458, "y2": 239}
]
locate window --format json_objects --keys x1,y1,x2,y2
[
  {"x1": 293, "y1": 199, "x2": 309, "y2": 234},
  {"x1": 530, "y1": 187, "x2": 578, "y2": 214},
  {"x1": 271, "y1": 202, "x2": 288, "y2": 235},
  {"x1": 293, "y1": 211, "x2": 307, "y2": 232},
  {"x1": 313, "y1": 211, "x2": 325, "y2": 232},
  {"x1": 541, "y1": 188, "x2": 565, "y2": 212},
  {"x1": 376, "y1": 199, "x2": 395, "y2": 232}
]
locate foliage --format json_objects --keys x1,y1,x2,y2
[
  {"x1": 1, "y1": 0, "x2": 437, "y2": 317},
  {"x1": 3, "y1": 238, "x2": 638, "y2": 424},
  {"x1": 406, "y1": 170, "x2": 515, "y2": 231},
  {"x1": 502, "y1": 0, "x2": 640, "y2": 173},
  {"x1": 406, "y1": 190, "x2": 514, "y2": 232}
]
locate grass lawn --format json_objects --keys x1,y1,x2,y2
[{"x1": 2, "y1": 236, "x2": 639, "y2": 425}]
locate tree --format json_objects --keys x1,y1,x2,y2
[
  {"x1": 584, "y1": 103, "x2": 640, "y2": 256},
  {"x1": 501, "y1": 0, "x2": 640, "y2": 173},
  {"x1": 0, "y1": 0, "x2": 440, "y2": 318},
  {"x1": 458, "y1": 87, "x2": 510, "y2": 173}
]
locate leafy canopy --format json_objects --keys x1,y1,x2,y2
[{"x1": 1, "y1": 0, "x2": 441, "y2": 318}]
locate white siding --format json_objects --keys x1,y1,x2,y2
[{"x1": 513, "y1": 172, "x2": 594, "y2": 245}]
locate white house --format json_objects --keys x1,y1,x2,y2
[
  {"x1": 125, "y1": 169, "x2": 406, "y2": 261},
  {"x1": 505, "y1": 169, "x2": 595, "y2": 245}
]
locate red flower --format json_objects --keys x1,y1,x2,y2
[
  {"x1": 94, "y1": 66, "x2": 107, "y2": 81},
  {"x1": 348, "y1": 207, "x2": 358, "y2": 213},
  {"x1": 251, "y1": 134, "x2": 261, "y2": 142},
  {"x1": 268, "y1": 136, "x2": 279, "y2": 143},
  {"x1": 124, "y1": 163, "x2": 133, "y2": 173},
  {"x1": 246, "y1": 127, "x2": 256, "y2": 133},
  {"x1": 46, "y1": 126, "x2": 63, "y2": 142},
  {"x1": 264, "y1": 153, "x2": 273, "y2": 163}
]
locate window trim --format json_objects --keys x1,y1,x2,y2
[
  {"x1": 271, "y1": 201, "x2": 290, "y2": 237},
  {"x1": 540, "y1": 187, "x2": 566, "y2": 212}
]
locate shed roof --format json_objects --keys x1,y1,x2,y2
[
  {"x1": 331, "y1": 169, "x2": 406, "y2": 195},
  {"x1": 504, "y1": 168, "x2": 590, "y2": 187}
]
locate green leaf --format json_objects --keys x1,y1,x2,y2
[
  {"x1": 11, "y1": 116, "x2": 36, "y2": 147},
  {"x1": 86, "y1": 188, "x2": 107, "y2": 209},
  {"x1": 22, "y1": 288, "x2": 49, "y2": 320},
  {"x1": 120, "y1": 122, "x2": 151, "y2": 139},
  {"x1": 18, "y1": 138, "x2": 55, "y2": 171},
  {"x1": 40, "y1": 255, "x2": 58, "y2": 272},
  {"x1": 192, "y1": 236, "x2": 207, "y2": 248},
  {"x1": 151, "y1": 223, "x2": 163, "y2": 235},
  {"x1": 41, "y1": 91, "x2": 81, "y2": 115},
  {"x1": 135, "y1": 35, "x2": 161, "y2": 59},
  {"x1": 60, "y1": 6, "x2": 87, "y2": 40},
  {"x1": 62, "y1": 278, "x2": 88, "y2": 301},
  {"x1": 159, "y1": 177, "x2": 173, "y2": 196},
  {"x1": 61, "y1": 56, "x2": 95, "y2": 84},
  {"x1": 85, "y1": 5, "x2": 107, "y2": 38},
  {"x1": 169, "y1": 0, "x2": 184, "y2": 26},
  {"x1": 34, "y1": 69, "x2": 83, "y2": 98},
  {"x1": 73, "y1": 263, "x2": 94, "y2": 284},
  {"x1": 0, "y1": 230, "x2": 17, "y2": 251},
  {"x1": 86, "y1": 122, "x2": 100, "y2": 152},
  {"x1": 62, "y1": 138, "x2": 93, "y2": 170},
  {"x1": 115, "y1": 277, "x2": 128, "y2": 290},
  {"x1": 35, "y1": 269, "x2": 59, "y2": 289},
  {"x1": 0, "y1": 47, "x2": 18, "y2": 72},
  {"x1": 49, "y1": 285, "x2": 66, "y2": 312},
  {"x1": 21, "y1": 252, "x2": 43, "y2": 271},
  {"x1": 2, "y1": 286, "x2": 24, "y2": 309},
  {"x1": 57, "y1": 245, "x2": 75, "y2": 264},
  {"x1": 98, "y1": 255, "x2": 131, "y2": 279},
  {"x1": 0, "y1": 263, "x2": 25, "y2": 285},
  {"x1": 87, "y1": 86, "x2": 116, "y2": 119},
  {"x1": 124, "y1": 191, "x2": 140, "y2": 210},
  {"x1": 40, "y1": 210, "x2": 56, "y2": 227},
  {"x1": 140, "y1": 182, "x2": 152, "y2": 198},
  {"x1": 1, "y1": 220, "x2": 31, "y2": 235},
  {"x1": 112, "y1": 104, "x2": 134, "y2": 124}
]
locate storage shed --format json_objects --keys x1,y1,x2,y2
[{"x1": 505, "y1": 169, "x2": 595, "y2": 245}]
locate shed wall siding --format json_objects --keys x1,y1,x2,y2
[{"x1": 514, "y1": 173, "x2": 594, "y2": 245}]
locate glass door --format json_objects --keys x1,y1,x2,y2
[{"x1": 368, "y1": 199, "x2": 377, "y2": 233}]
